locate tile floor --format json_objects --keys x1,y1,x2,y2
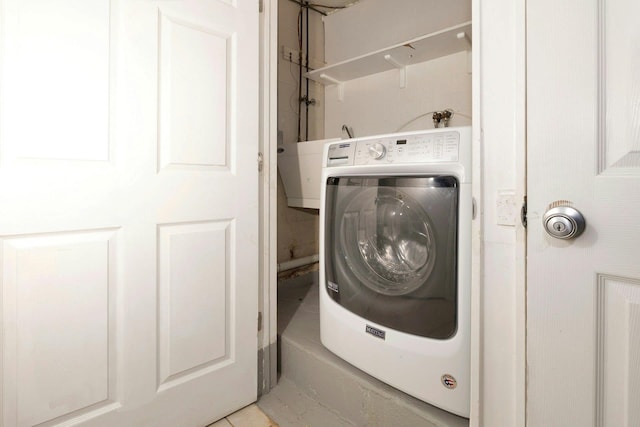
[{"x1": 208, "y1": 404, "x2": 278, "y2": 427}]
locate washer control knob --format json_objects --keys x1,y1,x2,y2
[
  {"x1": 368, "y1": 142, "x2": 386, "y2": 160},
  {"x1": 543, "y1": 206, "x2": 586, "y2": 240}
]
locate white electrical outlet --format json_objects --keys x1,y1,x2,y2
[{"x1": 496, "y1": 190, "x2": 517, "y2": 226}]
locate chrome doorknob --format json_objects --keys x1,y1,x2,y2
[{"x1": 543, "y1": 206, "x2": 586, "y2": 239}]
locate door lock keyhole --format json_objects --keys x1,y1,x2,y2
[{"x1": 543, "y1": 206, "x2": 586, "y2": 240}]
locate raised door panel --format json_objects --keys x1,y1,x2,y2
[
  {"x1": 157, "y1": 221, "x2": 232, "y2": 390},
  {"x1": 1, "y1": 0, "x2": 112, "y2": 163},
  {"x1": 601, "y1": 0, "x2": 640, "y2": 173},
  {"x1": 2, "y1": 231, "x2": 119, "y2": 426},
  {"x1": 158, "y1": 11, "x2": 231, "y2": 171},
  {"x1": 596, "y1": 275, "x2": 640, "y2": 426}
]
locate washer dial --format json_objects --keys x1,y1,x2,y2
[{"x1": 368, "y1": 142, "x2": 386, "y2": 160}]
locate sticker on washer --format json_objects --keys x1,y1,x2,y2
[
  {"x1": 365, "y1": 325, "x2": 386, "y2": 340},
  {"x1": 327, "y1": 281, "x2": 339, "y2": 293},
  {"x1": 441, "y1": 374, "x2": 457, "y2": 390}
]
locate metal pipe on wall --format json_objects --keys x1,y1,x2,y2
[
  {"x1": 296, "y1": 2, "x2": 303, "y2": 142},
  {"x1": 286, "y1": 0, "x2": 329, "y2": 16},
  {"x1": 305, "y1": 1, "x2": 310, "y2": 141}
]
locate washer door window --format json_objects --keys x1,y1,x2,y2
[{"x1": 325, "y1": 176, "x2": 458, "y2": 339}]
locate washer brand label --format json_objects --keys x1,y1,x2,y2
[
  {"x1": 365, "y1": 325, "x2": 386, "y2": 340},
  {"x1": 327, "y1": 281, "x2": 339, "y2": 293},
  {"x1": 441, "y1": 374, "x2": 457, "y2": 390}
]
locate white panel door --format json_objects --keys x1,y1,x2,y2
[
  {"x1": 0, "y1": 0, "x2": 259, "y2": 426},
  {"x1": 527, "y1": 0, "x2": 640, "y2": 425}
]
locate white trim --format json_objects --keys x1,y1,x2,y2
[
  {"x1": 514, "y1": 0, "x2": 527, "y2": 425},
  {"x1": 267, "y1": 0, "x2": 279, "y2": 389},
  {"x1": 258, "y1": 0, "x2": 278, "y2": 393},
  {"x1": 470, "y1": 0, "x2": 483, "y2": 425}
]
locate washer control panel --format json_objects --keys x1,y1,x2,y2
[{"x1": 326, "y1": 130, "x2": 460, "y2": 167}]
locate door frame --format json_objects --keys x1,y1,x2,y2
[
  {"x1": 514, "y1": 0, "x2": 527, "y2": 423},
  {"x1": 259, "y1": 0, "x2": 279, "y2": 395},
  {"x1": 470, "y1": 0, "x2": 482, "y2": 423},
  {"x1": 259, "y1": 0, "x2": 531, "y2": 422},
  {"x1": 469, "y1": 0, "x2": 527, "y2": 425}
]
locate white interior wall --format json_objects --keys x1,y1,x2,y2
[
  {"x1": 278, "y1": 0, "x2": 325, "y2": 145},
  {"x1": 323, "y1": 51, "x2": 472, "y2": 138},
  {"x1": 324, "y1": 0, "x2": 470, "y2": 64},
  {"x1": 276, "y1": 0, "x2": 325, "y2": 264},
  {"x1": 276, "y1": 173, "x2": 320, "y2": 261},
  {"x1": 260, "y1": 0, "x2": 279, "y2": 394},
  {"x1": 477, "y1": 0, "x2": 520, "y2": 425}
]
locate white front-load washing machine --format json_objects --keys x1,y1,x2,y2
[{"x1": 319, "y1": 127, "x2": 471, "y2": 418}]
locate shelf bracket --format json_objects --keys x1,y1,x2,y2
[
  {"x1": 320, "y1": 73, "x2": 344, "y2": 101},
  {"x1": 384, "y1": 54, "x2": 407, "y2": 88},
  {"x1": 384, "y1": 54, "x2": 407, "y2": 89},
  {"x1": 457, "y1": 31, "x2": 472, "y2": 49},
  {"x1": 456, "y1": 31, "x2": 472, "y2": 74}
]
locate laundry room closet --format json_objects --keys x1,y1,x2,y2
[
  {"x1": 277, "y1": 0, "x2": 472, "y2": 275},
  {"x1": 267, "y1": 0, "x2": 473, "y2": 425}
]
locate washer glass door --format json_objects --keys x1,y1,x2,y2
[{"x1": 324, "y1": 175, "x2": 458, "y2": 339}]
